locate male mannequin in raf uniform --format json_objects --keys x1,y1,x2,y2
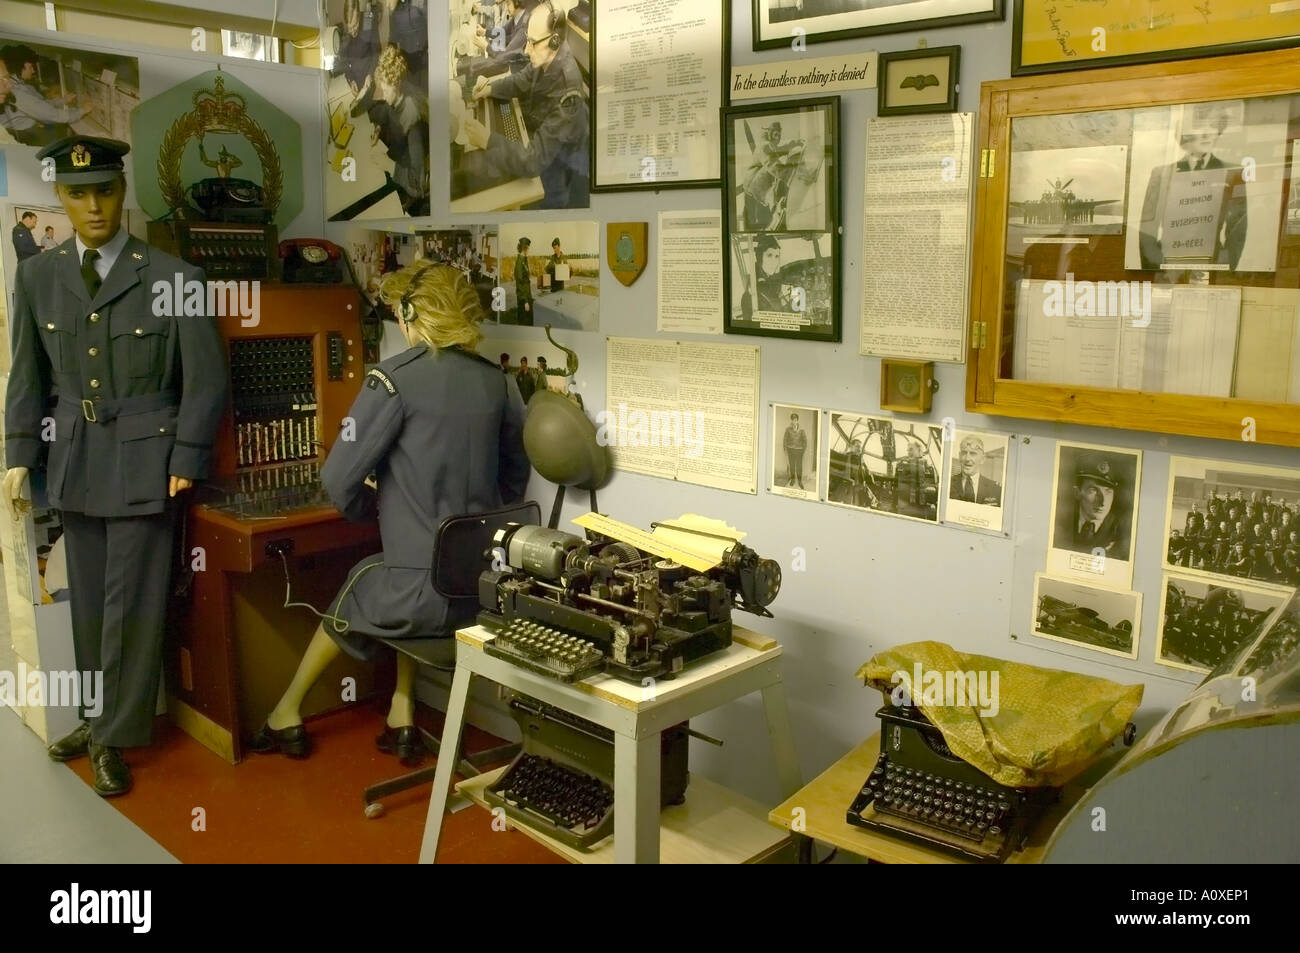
[{"x1": 3, "y1": 138, "x2": 227, "y2": 796}]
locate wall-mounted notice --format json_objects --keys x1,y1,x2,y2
[
  {"x1": 860, "y1": 113, "x2": 973, "y2": 363},
  {"x1": 604, "y1": 338, "x2": 759, "y2": 494},
  {"x1": 730, "y1": 52, "x2": 877, "y2": 102},
  {"x1": 657, "y1": 210, "x2": 723, "y2": 334}
]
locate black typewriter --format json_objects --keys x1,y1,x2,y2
[
  {"x1": 846, "y1": 705, "x2": 1055, "y2": 863},
  {"x1": 478, "y1": 522, "x2": 780, "y2": 683},
  {"x1": 484, "y1": 693, "x2": 688, "y2": 850}
]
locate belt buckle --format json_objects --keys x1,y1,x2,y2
[{"x1": 81, "y1": 399, "x2": 96, "y2": 423}]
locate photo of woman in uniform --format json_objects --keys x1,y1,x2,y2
[{"x1": 251, "y1": 262, "x2": 530, "y2": 763}]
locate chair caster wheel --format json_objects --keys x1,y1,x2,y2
[{"x1": 365, "y1": 802, "x2": 385, "y2": 819}]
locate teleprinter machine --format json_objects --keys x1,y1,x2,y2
[{"x1": 477, "y1": 513, "x2": 781, "y2": 683}]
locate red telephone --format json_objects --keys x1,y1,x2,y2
[{"x1": 279, "y1": 238, "x2": 344, "y2": 283}]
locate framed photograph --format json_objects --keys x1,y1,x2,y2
[
  {"x1": 1157, "y1": 573, "x2": 1289, "y2": 675},
  {"x1": 591, "y1": 0, "x2": 727, "y2": 191},
  {"x1": 1046, "y1": 441, "x2": 1142, "y2": 590},
  {"x1": 943, "y1": 428, "x2": 1009, "y2": 533},
  {"x1": 1013, "y1": 0, "x2": 1300, "y2": 76},
  {"x1": 825, "y1": 412, "x2": 942, "y2": 524},
  {"x1": 770, "y1": 403, "x2": 820, "y2": 501},
  {"x1": 445, "y1": 0, "x2": 591, "y2": 212},
  {"x1": 1162, "y1": 457, "x2": 1300, "y2": 590},
  {"x1": 877, "y1": 46, "x2": 960, "y2": 117},
  {"x1": 754, "y1": 0, "x2": 1003, "y2": 52},
  {"x1": 723, "y1": 97, "x2": 840, "y2": 342},
  {"x1": 1032, "y1": 574, "x2": 1141, "y2": 660}
]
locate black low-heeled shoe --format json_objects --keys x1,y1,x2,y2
[
  {"x1": 376, "y1": 726, "x2": 425, "y2": 766},
  {"x1": 249, "y1": 722, "x2": 311, "y2": 758}
]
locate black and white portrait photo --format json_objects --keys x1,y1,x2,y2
[
  {"x1": 1125, "y1": 99, "x2": 1288, "y2": 273},
  {"x1": 731, "y1": 108, "x2": 829, "y2": 232},
  {"x1": 826, "y1": 412, "x2": 942, "y2": 524},
  {"x1": 447, "y1": 0, "x2": 591, "y2": 212},
  {"x1": 943, "y1": 428, "x2": 1009, "y2": 532},
  {"x1": 770, "y1": 404, "x2": 820, "y2": 500},
  {"x1": 729, "y1": 232, "x2": 834, "y2": 334},
  {"x1": 1047, "y1": 442, "x2": 1142, "y2": 589},
  {"x1": 1157, "y1": 573, "x2": 1287, "y2": 675},
  {"x1": 1162, "y1": 456, "x2": 1300, "y2": 589}
]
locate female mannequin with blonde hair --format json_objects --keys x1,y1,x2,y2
[{"x1": 252, "y1": 263, "x2": 530, "y2": 762}]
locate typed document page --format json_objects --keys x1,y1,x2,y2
[
  {"x1": 860, "y1": 113, "x2": 973, "y2": 362},
  {"x1": 658, "y1": 210, "x2": 724, "y2": 334},
  {"x1": 1235, "y1": 287, "x2": 1300, "y2": 402},
  {"x1": 605, "y1": 338, "x2": 759, "y2": 494}
]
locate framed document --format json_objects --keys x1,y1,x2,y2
[
  {"x1": 877, "y1": 46, "x2": 961, "y2": 117},
  {"x1": 590, "y1": 0, "x2": 728, "y2": 192},
  {"x1": 1013, "y1": 0, "x2": 1300, "y2": 75},
  {"x1": 723, "y1": 97, "x2": 841, "y2": 342},
  {"x1": 753, "y1": 0, "x2": 1002, "y2": 52}
]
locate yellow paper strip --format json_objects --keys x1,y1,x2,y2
[{"x1": 571, "y1": 512, "x2": 720, "y2": 572}]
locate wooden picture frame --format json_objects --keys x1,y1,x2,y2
[
  {"x1": 966, "y1": 48, "x2": 1300, "y2": 448},
  {"x1": 1012, "y1": 0, "x2": 1300, "y2": 76},
  {"x1": 877, "y1": 46, "x2": 960, "y2": 117},
  {"x1": 753, "y1": 0, "x2": 1002, "y2": 52},
  {"x1": 722, "y1": 97, "x2": 841, "y2": 342},
  {"x1": 589, "y1": 0, "x2": 730, "y2": 192}
]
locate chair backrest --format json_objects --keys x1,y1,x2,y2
[{"x1": 431, "y1": 500, "x2": 541, "y2": 599}]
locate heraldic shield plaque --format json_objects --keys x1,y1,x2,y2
[{"x1": 606, "y1": 222, "x2": 648, "y2": 286}]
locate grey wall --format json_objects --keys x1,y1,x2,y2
[{"x1": 361, "y1": 4, "x2": 1300, "y2": 807}]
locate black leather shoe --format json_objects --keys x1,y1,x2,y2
[
  {"x1": 249, "y1": 722, "x2": 311, "y2": 758},
  {"x1": 376, "y1": 726, "x2": 426, "y2": 766},
  {"x1": 48, "y1": 722, "x2": 92, "y2": 762},
  {"x1": 89, "y1": 743, "x2": 132, "y2": 797}
]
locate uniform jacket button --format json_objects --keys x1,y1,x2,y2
[
  {"x1": 46, "y1": 322, "x2": 55, "y2": 330},
  {"x1": 89, "y1": 379, "x2": 100, "y2": 388},
  {"x1": 89, "y1": 313, "x2": 100, "y2": 322},
  {"x1": 135, "y1": 328, "x2": 144, "y2": 335},
  {"x1": 88, "y1": 347, "x2": 99, "y2": 357}
]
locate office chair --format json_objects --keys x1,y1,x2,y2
[{"x1": 362, "y1": 499, "x2": 540, "y2": 818}]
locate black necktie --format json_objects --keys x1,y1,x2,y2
[
  {"x1": 963, "y1": 476, "x2": 975, "y2": 501},
  {"x1": 81, "y1": 248, "x2": 102, "y2": 298}
]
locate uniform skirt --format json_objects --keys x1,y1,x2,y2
[{"x1": 323, "y1": 553, "x2": 476, "y2": 662}]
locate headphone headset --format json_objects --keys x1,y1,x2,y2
[
  {"x1": 399, "y1": 263, "x2": 434, "y2": 324},
  {"x1": 542, "y1": 1, "x2": 564, "y2": 50}
]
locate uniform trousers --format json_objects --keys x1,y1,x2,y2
[{"x1": 61, "y1": 508, "x2": 176, "y2": 747}]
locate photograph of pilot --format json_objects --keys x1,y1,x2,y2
[
  {"x1": 1163, "y1": 457, "x2": 1300, "y2": 589},
  {"x1": 730, "y1": 232, "x2": 833, "y2": 332},
  {"x1": 1156, "y1": 573, "x2": 1288, "y2": 674},
  {"x1": 496, "y1": 221, "x2": 599, "y2": 329},
  {"x1": 323, "y1": 0, "x2": 431, "y2": 220},
  {"x1": 1048, "y1": 442, "x2": 1140, "y2": 588},
  {"x1": 826, "y1": 412, "x2": 941, "y2": 523},
  {"x1": 1125, "y1": 99, "x2": 1286, "y2": 273},
  {"x1": 1032, "y1": 574, "x2": 1141, "y2": 660},
  {"x1": 0, "y1": 40, "x2": 139, "y2": 148},
  {"x1": 770, "y1": 404, "x2": 820, "y2": 501},
  {"x1": 730, "y1": 110, "x2": 827, "y2": 232},
  {"x1": 449, "y1": 0, "x2": 591, "y2": 211},
  {"x1": 943, "y1": 428, "x2": 1008, "y2": 532}
]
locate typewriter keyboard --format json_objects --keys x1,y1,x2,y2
[
  {"x1": 484, "y1": 618, "x2": 605, "y2": 682},
  {"x1": 488, "y1": 754, "x2": 614, "y2": 848},
  {"x1": 859, "y1": 755, "x2": 1013, "y2": 842}
]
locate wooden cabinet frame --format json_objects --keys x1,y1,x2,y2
[{"x1": 966, "y1": 49, "x2": 1300, "y2": 447}]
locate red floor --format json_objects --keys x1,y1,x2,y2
[{"x1": 65, "y1": 703, "x2": 565, "y2": 864}]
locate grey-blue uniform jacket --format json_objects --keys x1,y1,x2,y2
[
  {"x1": 5, "y1": 235, "x2": 228, "y2": 514},
  {"x1": 320, "y1": 343, "x2": 530, "y2": 658}
]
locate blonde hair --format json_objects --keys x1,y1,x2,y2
[
  {"x1": 375, "y1": 43, "x2": 408, "y2": 90},
  {"x1": 380, "y1": 262, "x2": 484, "y2": 351}
]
